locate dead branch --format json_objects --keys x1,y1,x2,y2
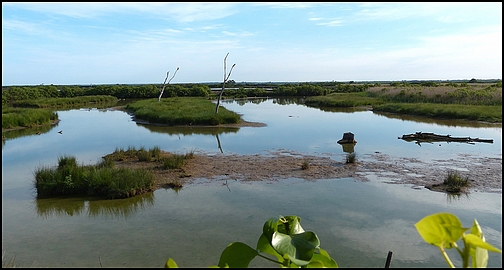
[
  {"x1": 158, "y1": 67, "x2": 180, "y2": 101},
  {"x1": 215, "y1": 53, "x2": 236, "y2": 114}
]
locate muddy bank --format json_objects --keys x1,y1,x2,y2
[{"x1": 113, "y1": 150, "x2": 502, "y2": 195}]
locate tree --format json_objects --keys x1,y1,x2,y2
[
  {"x1": 158, "y1": 68, "x2": 180, "y2": 101},
  {"x1": 215, "y1": 53, "x2": 236, "y2": 114}
]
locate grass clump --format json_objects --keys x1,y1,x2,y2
[
  {"x1": 136, "y1": 147, "x2": 151, "y2": 162},
  {"x1": 125, "y1": 97, "x2": 242, "y2": 126},
  {"x1": 301, "y1": 159, "x2": 310, "y2": 170},
  {"x1": 443, "y1": 171, "x2": 471, "y2": 193},
  {"x1": 34, "y1": 155, "x2": 154, "y2": 199},
  {"x1": 162, "y1": 151, "x2": 195, "y2": 170}
]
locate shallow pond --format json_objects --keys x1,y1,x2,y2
[{"x1": 2, "y1": 98, "x2": 502, "y2": 267}]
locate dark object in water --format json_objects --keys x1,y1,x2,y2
[
  {"x1": 337, "y1": 132, "x2": 357, "y2": 144},
  {"x1": 399, "y1": 131, "x2": 493, "y2": 144}
]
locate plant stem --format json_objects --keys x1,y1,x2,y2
[{"x1": 439, "y1": 246, "x2": 455, "y2": 268}]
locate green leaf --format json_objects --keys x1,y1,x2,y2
[
  {"x1": 271, "y1": 231, "x2": 320, "y2": 266},
  {"x1": 464, "y1": 234, "x2": 502, "y2": 254},
  {"x1": 313, "y1": 248, "x2": 339, "y2": 267},
  {"x1": 263, "y1": 216, "x2": 281, "y2": 243},
  {"x1": 469, "y1": 218, "x2": 483, "y2": 238},
  {"x1": 256, "y1": 233, "x2": 284, "y2": 262},
  {"x1": 469, "y1": 219, "x2": 488, "y2": 268},
  {"x1": 217, "y1": 242, "x2": 258, "y2": 268},
  {"x1": 164, "y1": 258, "x2": 178, "y2": 268},
  {"x1": 415, "y1": 212, "x2": 468, "y2": 249}
]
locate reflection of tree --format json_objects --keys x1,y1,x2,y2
[
  {"x1": 34, "y1": 192, "x2": 154, "y2": 219},
  {"x1": 272, "y1": 97, "x2": 304, "y2": 105},
  {"x1": 216, "y1": 134, "x2": 223, "y2": 153}
]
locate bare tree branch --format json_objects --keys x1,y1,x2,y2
[
  {"x1": 215, "y1": 53, "x2": 236, "y2": 114},
  {"x1": 158, "y1": 67, "x2": 180, "y2": 101}
]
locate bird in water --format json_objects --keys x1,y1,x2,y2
[
  {"x1": 58, "y1": 130, "x2": 63, "y2": 134},
  {"x1": 36, "y1": 132, "x2": 41, "y2": 135}
]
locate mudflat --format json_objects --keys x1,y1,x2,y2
[{"x1": 111, "y1": 149, "x2": 502, "y2": 195}]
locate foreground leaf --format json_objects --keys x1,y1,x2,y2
[
  {"x1": 217, "y1": 242, "x2": 258, "y2": 268},
  {"x1": 164, "y1": 258, "x2": 178, "y2": 268},
  {"x1": 415, "y1": 212, "x2": 468, "y2": 249},
  {"x1": 271, "y1": 231, "x2": 320, "y2": 266}
]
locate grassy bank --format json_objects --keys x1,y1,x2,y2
[
  {"x1": 2, "y1": 95, "x2": 118, "y2": 131},
  {"x1": 125, "y1": 97, "x2": 242, "y2": 125},
  {"x1": 372, "y1": 103, "x2": 501, "y2": 123},
  {"x1": 305, "y1": 84, "x2": 502, "y2": 123},
  {"x1": 2, "y1": 108, "x2": 58, "y2": 130}
]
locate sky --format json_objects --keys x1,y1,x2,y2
[{"x1": 2, "y1": 2, "x2": 502, "y2": 86}]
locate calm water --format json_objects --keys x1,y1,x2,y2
[{"x1": 2, "y1": 98, "x2": 502, "y2": 267}]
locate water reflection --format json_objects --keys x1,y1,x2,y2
[
  {"x1": 445, "y1": 192, "x2": 472, "y2": 203},
  {"x1": 341, "y1": 143, "x2": 355, "y2": 153},
  {"x1": 2, "y1": 122, "x2": 59, "y2": 145},
  {"x1": 224, "y1": 97, "x2": 304, "y2": 106},
  {"x1": 136, "y1": 123, "x2": 239, "y2": 136},
  {"x1": 34, "y1": 192, "x2": 155, "y2": 219},
  {"x1": 373, "y1": 111, "x2": 502, "y2": 128}
]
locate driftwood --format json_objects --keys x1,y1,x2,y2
[{"x1": 399, "y1": 132, "x2": 493, "y2": 144}]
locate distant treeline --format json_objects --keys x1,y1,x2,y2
[
  {"x1": 1, "y1": 82, "x2": 369, "y2": 106},
  {"x1": 3, "y1": 80, "x2": 501, "y2": 106}
]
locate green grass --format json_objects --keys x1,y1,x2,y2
[
  {"x1": 443, "y1": 171, "x2": 471, "y2": 193},
  {"x1": 305, "y1": 92, "x2": 384, "y2": 107},
  {"x1": 2, "y1": 107, "x2": 58, "y2": 129},
  {"x1": 34, "y1": 155, "x2": 154, "y2": 199},
  {"x1": 305, "y1": 90, "x2": 502, "y2": 123},
  {"x1": 125, "y1": 97, "x2": 242, "y2": 125},
  {"x1": 372, "y1": 103, "x2": 501, "y2": 123}
]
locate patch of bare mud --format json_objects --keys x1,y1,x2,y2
[
  {"x1": 117, "y1": 149, "x2": 501, "y2": 194},
  {"x1": 354, "y1": 152, "x2": 502, "y2": 194}
]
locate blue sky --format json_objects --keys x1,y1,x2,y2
[{"x1": 2, "y1": 2, "x2": 502, "y2": 85}]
